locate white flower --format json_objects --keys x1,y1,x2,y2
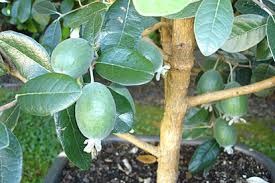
[
  {"x1": 83, "y1": 138, "x2": 102, "y2": 159},
  {"x1": 224, "y1": 146, "x2": 234, "y2": 155},
  {"x1": 155, "y1": 64, "x2": 170, "y2": 81},
  {"x1": 201, "y1": 103, "x2": 213, "y2": 112},
  {"x1": 222, "y1": 115, "x2": 246, "y2": 125}
]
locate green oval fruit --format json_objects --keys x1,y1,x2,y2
[
  {"x1": 218, "y1": 81, "x2": 248, "y2": 117},
  {"x1": 214, "y1": 118, "x2": 237, "y2": 148},
  {"x1": 196, "y1": 70, "x2": 224, "y2": 94},
  {"x1": 75, "y1": 82, "x2": 116, "y2": 140},
  {"x1": 51, "y1": 38, "x2": 94, "y2": 78}
]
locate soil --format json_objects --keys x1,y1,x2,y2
[{"x1": 60, "y1": 143, "x2": 272, "y2": 183}]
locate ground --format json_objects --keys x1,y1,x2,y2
[{"x1": 0, "y1": 80, "x2": 274, "y2": 183}]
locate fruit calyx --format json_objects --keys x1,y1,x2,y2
[{"x1": 83, "y1": 138, "x2": 102, "y2": 159}]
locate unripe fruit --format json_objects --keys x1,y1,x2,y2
[
  {"x1": 51, "y1": 38, "x2": 94, "y2": 78},
  {"x1": 214, "y1": 118, "x2": 237, "y2": 151},
  {"x1": 75, "y1": 82, "x2": 116, "y2": 140},
  {"x1": 218, "y1": 81, "x2": 248, "y2": 117},
  {"x1": 196, "y1": 70, "x2": 224, "y2": 94}
]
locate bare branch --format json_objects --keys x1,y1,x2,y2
[
  {"x1": 0, "y1": 100, "x2": 16, "y2": 112},
  {"x1": 142, "y1": 22, "x2": 169, "y2": 37},
  {"x1": 188, "y1": 76, "x2": 275, "y2": 107},
  {"x1": 115, "y1": 133, "x2": 159, "y2": 157}
]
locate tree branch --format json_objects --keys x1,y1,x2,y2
[
  {"x1": 114, "y1": 133, "x2": 159, "y2": 157},
  {"x1": 188, "y1": 76, "x2": 275, "y2": 107},
  {"x1": 0, "y1": 100, "x2": 16, "y2": 112},
  {"x1": 142, "y1": 22, "x2": 169, "y2": 37}
]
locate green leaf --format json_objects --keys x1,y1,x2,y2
[
  {"x1": 96, "y1": 47, "x2": 154, "y2": 86},
  {"x1": 41, "y1": 20, "x2": 62, "y2": 54},
  {"x1": 256, "y1": 38, "x2": 273, "y2": 61},
  {"x1": 136, "y1": 38, "x2": 163, "y2": 72},
  {"x1": 0, "y1": 122, "x2": 9, "y2": 150},
  {"x1": 54, "y1": 105, "x2": 91, "y2": 170},
  {"x1": 0, "y1": 31, "x2": 51, "y2": 80},
  {"x1": 222, "y1": 14, "x2": 267, "y2": 53},
  {"x1": 183, "y1": 124, "x2": 209, "y2": 140},
  {"x1": 267, "y1": 15, "x2": 275, "y2": 61},
  {"x1": 16, "y1": 73, "x2": 82, "y2": 116},
  {"x1": 184, "y1": 107, "x2": 211, "y2": 126},
  {"x1": 11, "y1": 0, "x2": 32, "y2": 23},
  {"x1": 108, "y1": 83, "x2": 135, "y2": 133},
  {"x1": 32, "y1": 0, "x2": 50, "y2": 28},
  {"x1": 100, "y1": 0, "x2": 147, "y2": 50},
  {"x1": 220, "y1": 51, "x2": 250, "y2": 64},
  {"x1": 81, "y1": 12, "x2": 105, "y2": 44},
  {"x1": 0, "y1": 105, "x2": 20, "y2": 131},
  {"x1": 188, "y1": 139, "x2": 221, "y2": 173},
  {"x1": 132, "y1": 0, "x2": 195, "y2": 16},
  {"x1": 165, "y1": 0, "x2": 202, "y2": 19},
  {"x1": 234, "y1": 0, "x2": 268, "y2": 16},
  {"x1": 61, "y1": 0, "x2": 74, "y2": 14},
  {"x1": 0, "y1": 128, "x2": 23, "y2": 183},
  {"x1": 33, "y1": 0, "x2": 57, "y2": 15},
  {"x1": 194, "y1": 0, "x2": 234, "y2": 56},
  {"x1": 63, "y1": 2, "x2": 106, "y2": 28},
  {"x1": 251, "y1": 64, "x2": 275, "y2": 97}
]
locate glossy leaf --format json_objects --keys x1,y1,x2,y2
[
  {"x1": 51, "y1": 38, "x2": 94, "y2": 78},
  {"x1": 132, "y1": 0, "x2": 195, "y2": 16},
  {"x1": 0, "y1": 128, "x2": 23, "y2": 183},
  {"x1": 109, "y1": 83, "x2": 135, "y2": 133},
  {"x1": 63, "y1": 2, "x2": 106, "y2": 28},
  {"x1": 11, "y1": 0, "x2": 31, "y2": 23},
  {"x1": 32, "y1": 0, "x2": 50, "y2": 28},
  {"x1": 184, "y1": 107, "x2": 211, "y2": 126},
  {"x1": 0, "y1": 31, "x2": 51, "y2": 80},
  {"x1": 165, "y1": 0, "x2": 202, "y2": 19},
  {"x1": 222, "y1": 14, "x2": 267, "y2": 53},
  {"x1": 61, "y1": 0, "x2": 74, "y2": 14},
  {"x1": 235, "y1": 0, "x2": 268, "y2": 16},
  {"x1": 188, "y1": 139, "x2": 221, "y2": 173},
  {"x1": 81, "y1": 12, "x2": 105, "y2": 44},
  {"x1": 256, "y1": 38, "x2": 273, "y2": 61},
  {"x1": 0, "y1": 105, "x2": 20, "y2": 131},
  {"x1": 16, "y1": 73, "x2": 82, "y2": 116},
  {"x1": 33, "y1": 0, "x2": 57, "y2": 15},
  {"x1": 195, "y1": 0, "x2": 234, "y2": 56},
  {"x1": 41, "y1": 20, "x2": 62, "y2": 54},
  {"x1": 100, "y1": 0, "x2": 146, "y2": 50},
  {"x1": 0, "y1": 122, "x2": 9, "y2": 150},
  {"x1": 266, "y1": 15, "x2": 275, "y2": 61},
  {"x1": 96, "y1": 47, "x2": 154, "y2": 86},
  {"x1": 251, "y1": 64, "x2": 275, "y2": 97},
  {"x1": 136, "y1": 38, "x2": 163, "y2": 72},
  {"x1": 54, "y1": 105, "x2": 91, "y2": 170}
]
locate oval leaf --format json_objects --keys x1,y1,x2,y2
[
  {"x1": 234, "y1": 0, "x2": 268, "y2": 17},
  {"x1": 267, "y1": 15, "x2": 275, "y2": 61},
  {"x1": 41, "y1": 20, "x2": 62, "y2": 54},
  {"x1": 195, "y1": 0, "x2": 234, "y2": 56},
  {"x1": 256, "y1": 38, "x2": 273, "y2": 61},
  {"x1": 0, "y1": 128, "x2": 23, "y2": 183},
  {"x1": 133, "y1": 0, "x2": 195, "y2": 16},
  {"x1": 16, "y1": 73, "x2": 82, "y2": 116},
  {"x1": 33, "y1": 0, "x2": 57, "y2": 15},
  {"x1": 54, "y1": 105, "x2": 91, "y2": 170},
  {"x1": 0, "y1": 105, "x2": 20, "y2": 131},
  {"x1": 0, "y1": 122, "x2": 9, "y2": 150},
  {"x1": 222, "y1": 14, "x2": 267, "y2": 53},
  {"x1": 109, "y1": 83, "x2": 135, "y2": 133},
  {"x1": 165, "y1": 0, "x2": 202, "y2": 19},
  {"x1": 11, "y1": 0, "x2": 31, "y2": 23},
  {"x1": 0, "y1": 31, "x2": 51, "y2": 80},
  {"x1": 96, "y1": 47, "x2": 154, "y2": 86},
  {"x1": 188, "y1": 139, "x2": 221, "y2": 173}
]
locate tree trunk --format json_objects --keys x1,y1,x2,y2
[{"x1": 157, "y1": 18, "x2": 195, "y2": 183}]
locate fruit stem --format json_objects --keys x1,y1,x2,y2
[{"x1": 213, "y1": 58, "x2": 220, "y2": 70}]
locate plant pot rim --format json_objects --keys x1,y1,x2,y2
[{"x1": 44, "y1": 135, "x2": 275, "y2": 183}]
